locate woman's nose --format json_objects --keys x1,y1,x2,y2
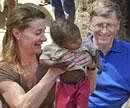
[{"x1": 41, "y1": 34, "x2": 47, "y2": 42}]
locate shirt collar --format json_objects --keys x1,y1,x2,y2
[
  {"x1": 111, "y1": 38, "x2": 122, "y2": 53},
  {"x1": 88, "y1": 33, "x2": 122, "y2": 53}
]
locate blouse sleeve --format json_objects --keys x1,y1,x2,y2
[{"x1": 0, "y1": 62, "x2": 20, "y2": 83}]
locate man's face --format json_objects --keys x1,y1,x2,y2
[{"x1": 89, "y1": 15, "x2": 120, "y2": 46}]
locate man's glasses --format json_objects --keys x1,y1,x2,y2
[{"x1": 92, "y1": 23, "x2": 117, "y2": 31}]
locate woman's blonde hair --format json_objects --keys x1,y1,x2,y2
[{"x1": 2, "y1": 3, "x2": 46, "y2": 68}]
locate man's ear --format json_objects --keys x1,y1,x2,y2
[
  {"x1": 88, "y1": 22, "x2": 95, "y2": 35},
  {"x1": 89, "y1": 20, "x2": 94, "y2": 31},
  {"x1": 12, "y1": 28, "x2": 21, "y2": 40},
  {"x1": 117, "y1": 21, "x2": 120, "y2": 31}
]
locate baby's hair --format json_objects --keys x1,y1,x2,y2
[{"x1": 50, "y1": 18, "x2": 81, "y2": 47}]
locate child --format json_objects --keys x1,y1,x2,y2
[{"x1": 40, "y1": 18, "x2": 102, "y2": 108}]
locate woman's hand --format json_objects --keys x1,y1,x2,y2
[
  {"x1": 59, "y1": 51, "x2": 93, "y2": 70},
  {"x1": 49, "y1": 67, "x2": 65, "y2": 76},
  {"x1": 73, "y1": 52, "x2": 93, "y2": 67},
  {"x1": 59, "y1": 52, "x2": 75, "y2": 63}
]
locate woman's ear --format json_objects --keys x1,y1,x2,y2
[{"x1": 12, "y1": 28, "x2": 21, "y2": 40}]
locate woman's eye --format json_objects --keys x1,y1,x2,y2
[
  {"x1": 35, "y1": 32, "x2": 41, "y2": 35},
  {"x1": 35, "y1": 28, "x2": 45, "y2": 36},
  {"x1": 35, "y1": 31, "x2": 43, "y2": 35}
]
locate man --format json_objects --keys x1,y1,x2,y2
[
  {"x1": 88, "y1": 0, "x2": 130, "y2": 108},
  {"x1": 51, "y1": 0, "x2": 75, "y2": 22}
]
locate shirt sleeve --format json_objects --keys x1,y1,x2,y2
[
  {"x1": 40, "y1": 43, "x2": 68, "y2": 60},
  {"x1": 81, "y1": 36, "x2": 97, "y2": 56},
  {"x1": 0, "y1": 63, "x2": 20, "y2": 83},
  {"x1": 40, "y1": 43, "x2": 57, "y2": 60}
]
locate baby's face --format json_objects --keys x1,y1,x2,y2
[{"x1": 64, "y1": 38, "x2": 82, "y2": 50}]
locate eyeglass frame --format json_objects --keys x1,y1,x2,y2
[{"x1": 92, "y1": 22, "x2": 118, "y2": 31}]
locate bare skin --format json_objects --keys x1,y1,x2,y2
[
  {"x1": 90, "y1": 15, "x2": 120, "y2": 54},
  {"x1": 0, "y1": 67, "x2": 64, "y2": 108},
  {"x1": 0, "y1": 18, "x2": 65, "y2": 108},
  {"x1": 0, "y1": 16, "x2": 95, "y2": 108}
]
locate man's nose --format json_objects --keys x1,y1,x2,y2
[{"x1": 101, "y1": 25, "x2": 108, "y2": 33}]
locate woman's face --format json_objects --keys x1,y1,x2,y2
[
  {"x1": 15, "y1": 18, "x2": 47, "y2": 55},
  {"x1": 90, "y1": 15, "x2": 120, "y2": 46}
]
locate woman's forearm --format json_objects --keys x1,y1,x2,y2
[
  {"x1": 19, "y1": 68, "x2": 58, "y2": 108},
  {"x1": 88, "y1": 70, "x2": 96, "y2": 95}
]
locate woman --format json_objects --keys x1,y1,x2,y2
[
  {"x1": 88, "y1": 0, "x2": 130, "y2": 108},
  {"x1": 0, "y1": 3, "x2": 92, "y2": 108}
]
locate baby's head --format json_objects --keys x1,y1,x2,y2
[{"x1": 50, "y1": 18, "x2": 82, "y2": 50}]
